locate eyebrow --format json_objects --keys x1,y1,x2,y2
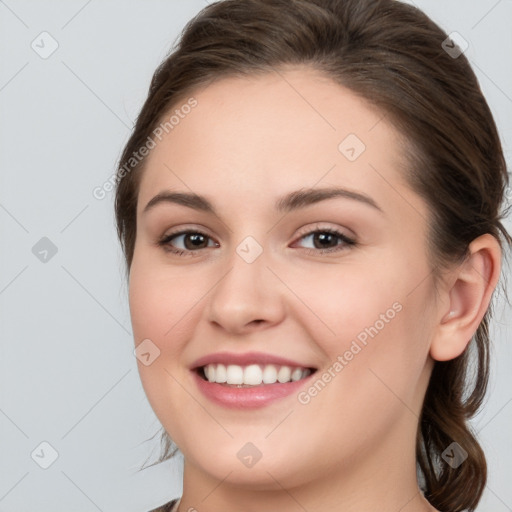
[{"x1": 142, "y1": 187, "x2": 383, "y2": 215}]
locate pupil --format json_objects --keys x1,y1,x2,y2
[
  {"x1": 314, "y1": 232, "x2": 336, "y2": 248},
  {"x1": 185, "y1": 233, "x2": 207, "y2": 249}
]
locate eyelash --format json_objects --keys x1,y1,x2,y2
[{"x1": 157, "y1": 227, "x2": 356, "y2": 257}]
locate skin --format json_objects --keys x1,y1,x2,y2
[{"x1": 128, "y1": 65, "x2": 501, "y2": 512}]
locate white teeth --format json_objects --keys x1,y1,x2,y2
[
  {"x1": 216, "y1": 363, "x2": 227, "y2": 383},
  {"x1": 201, "y1": 363, "x2": 313, "y2": 385},
  {"x1": 291, "y1": 367, "x2": 303, "y2": 381},
  {"x1": 226, "y1": 365, "x2": 244, "y2": 384},
  {"x1": 262, "y1": 364, "x2": 277, "y2": 384},
  {"x1": 277, "y1": 366, "x2": 291, "y2": 383},
  {"x1": 205, "y1": 364, "x2": 215, "y2": 382},
  {"x1": 244, "y1": 364, "x2": 263, "y2": 385}
]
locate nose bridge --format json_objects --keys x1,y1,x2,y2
[
  {"x1": 213, "y1": 239, "x2": 268, "y2": 306},
  {"x1": 206, "y1": 235, "x2": 284, "y2": 331}
]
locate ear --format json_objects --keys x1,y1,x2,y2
[{"x1": 430, "y1": 234, "x2": 502, "y2": 361}]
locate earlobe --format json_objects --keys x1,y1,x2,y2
[{"x1": 430, "y1": 234, "x2": 502, "y2": 362}]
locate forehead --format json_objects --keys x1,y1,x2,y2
[{"x1": 136, "y1": 66, "x2": 417, "y2": 219}]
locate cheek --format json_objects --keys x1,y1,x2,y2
[
  {"x1": 128, "y1": 256, "x2": 212, "y2": 444},
  {"x1": 128, "y1": 255, "x2": 203, "y2": 387},
  {"x1": 286, "y1": 259, "x2": 434, "y2": 400},
  {"x1": 283, "y1": 261, "x2": 403, "y2": 348},
  {"x1": 128, "y1": 255, "x2": 204, "y2": 345}
]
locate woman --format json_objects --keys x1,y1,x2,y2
[{"x1": 114, "y1": 0, "x2": 511, "y2": 511}]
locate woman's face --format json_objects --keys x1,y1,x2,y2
[{"x1": 129, "y1": 66, "x2": 439, "y2": 490}]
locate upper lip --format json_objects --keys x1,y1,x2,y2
[{"x1": 190, "y1": 351, "x2": 317, "y2": 370}]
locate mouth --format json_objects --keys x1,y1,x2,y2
[{"x1": 194, "y1": 363, "x2": 318, "y2": 387}]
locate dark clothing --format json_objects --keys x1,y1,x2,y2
[{"x1": 148, "y1": 497, "x2": 179, "y2": 512}]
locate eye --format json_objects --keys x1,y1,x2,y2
[
  {"x1": 157, "y1": 230, "x2": 219, "y2": 256},
  {"x1": 157, "y1": 226, "x2": 356, "y2": 257},
  {"x1": 292, "y1": 227, "x2": 356, "y2": 254}
]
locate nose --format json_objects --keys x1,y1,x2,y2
[{"x1": 206, "y1": 246, "x2": 286, "y2": 335}]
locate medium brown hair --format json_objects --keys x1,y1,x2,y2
[{"x1": 114, "y1": 1, "x2": 511, "y2": 510}]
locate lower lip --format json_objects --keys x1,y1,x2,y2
[{"x1": 192, "y1": 370, "x2": 316, "y2": 409}]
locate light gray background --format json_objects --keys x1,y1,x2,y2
[{"x1": 0, "y1": 1, "x2": 511, "y2": 511}]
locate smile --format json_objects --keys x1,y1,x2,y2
[{"x1": 193, "y1": 364, "x2": 318, "y2": 409}]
